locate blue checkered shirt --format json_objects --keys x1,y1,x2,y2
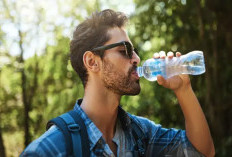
[{"x1": 20, "y1": 99, "x2": 203, "y2": 157}]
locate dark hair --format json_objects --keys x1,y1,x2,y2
[{"x1": 70, "y1": 9, "x2": 128, "y2": 87}]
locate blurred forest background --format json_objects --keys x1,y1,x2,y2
[{"x1": 0, "y1": 0, "x2": 232, "y2": 156}]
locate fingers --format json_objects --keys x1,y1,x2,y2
[
  {"x1": 167, "y1": 51, "x2": 174, "y2": 59},
  {"x1": 153, "y1": 51, "x2": 166, "y2": 59},
  {"x1": 153, "y1": 51, "x2": 181, "y2": 59},
  {"x1": 159, "y1": 51, "x2": 166, "y2": 59},
  {"x1": 176, "y1": 52, "x2": 181, "y2": 57},
  {"x1": 157, "y1": 75, "x2": 169, "y2": 88},
  {"x1": 153, "y1": 53, "x2": 159, "y2": 59},
  {"x1": 157, "y1": 75, "x2": 165, "y2": 85}
]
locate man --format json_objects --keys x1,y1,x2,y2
[{"x1": 21, "y1": 9, "x2": 215, "y2": 156}]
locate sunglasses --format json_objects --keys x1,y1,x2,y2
[{"x1": 92, "y1": 41, "x2": 138, "y2": 59}]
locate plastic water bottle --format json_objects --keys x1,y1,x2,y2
[{"x1": 137, "y1": 51, "x2": 205, "y2": 81}]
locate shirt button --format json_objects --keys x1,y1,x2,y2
[{"x1": 98, "y1": 140, "x2": 102, "y2": 144}]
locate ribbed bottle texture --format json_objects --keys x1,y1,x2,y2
[{"x1": 137, "y1": 51, "x2": 205, "y2": 81}]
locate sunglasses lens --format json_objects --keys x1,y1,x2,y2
[
  {"x1": 125, "y1": 42, "x2": 133, "y2": 58},
  {"x1": 125, "y1": 42, "x2": 139, "y2": 58},
  {"x1": 134, "y1": 48, "x2": 139, "y2": 56}
]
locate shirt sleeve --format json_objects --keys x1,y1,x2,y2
[
  {"x1": 146, "y1": 127, "x2": 204, "y2": 157},
  {"x1": 20, "y1": 126, "x2": 67, "y2": 157},
  {"x1": 135, "y1": 116, "x2": 204, "y2": 157}
]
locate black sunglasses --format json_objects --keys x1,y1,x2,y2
[{"x1": 92, "y1": 41, "x2": 138, "y2": 59}]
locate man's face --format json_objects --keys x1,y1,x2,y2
[{"x1": 100, "y1": 27, "x2": 141, "y2": 95}]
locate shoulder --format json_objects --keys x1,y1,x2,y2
[
  {"x1": 129, "y1": 114, "x2": 162, "y2": 136},
  {"x1": 20, "y1": 126, "x2": 66, "y2": 157},
  {"x1": 129, "y1": 114, "x2": 186, "y2": 138}
]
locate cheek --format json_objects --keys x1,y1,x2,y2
[
  {"x1": 117, "y1": 64, "x2": 130, "y2": 76},
  {"x1": 103, "y1": 56, "x2": 130, "y2": 74},
  {"x1": 119, "y1": 63, "x2": 127, "y2": 70}
]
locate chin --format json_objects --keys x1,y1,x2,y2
[
  {"x1": 124, "y1": 84, "x2": 141, "y2": 96},
  {"x1": 128, "y1": 91, "x2": 140, "y2": 96},
  {"x1": 124, "y1": 91, "x2": 140, "y2": 96}
]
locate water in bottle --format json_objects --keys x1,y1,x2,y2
[{"x1": 137, "y1": 51, "x2": 205, "y2": 81}]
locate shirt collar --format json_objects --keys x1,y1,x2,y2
[{"x1": 73, "y1": 99, "x2": 132, "y2": 150}]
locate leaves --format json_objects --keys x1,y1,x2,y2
[{"x1": 0, "y1": 0, "x2": 232, "y2": 156}]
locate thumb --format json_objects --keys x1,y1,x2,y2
[{"x1": 157, "y1": 75, "x2": 166, "y2": 86}]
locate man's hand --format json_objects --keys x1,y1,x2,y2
[
  {"x1": 153, "y1": 51, "x2": 191, "y2": 93},
  {"x1": 153, "y1": 51, "x2": 215, "y2": 157}
]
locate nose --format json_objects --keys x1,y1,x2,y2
[{"x1": 130, "y1": 51, "x2": 140, "y2": 66}]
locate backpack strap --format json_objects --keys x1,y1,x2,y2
[
  {"x1": 60, "y1": 112, "x2": 82, "y2": 157},
  {"x1": 47, "y1": 110, "x2": 90, "y2": 157},
  {"x1": 47, "y1": 115, "x2": 73, "y2": 156},
  {"x1": 128, "y1": 114, "x2": 148, "y2": 157},
  {"x1": 68, "y1": 110, "x2": 90, "y2": 157}
]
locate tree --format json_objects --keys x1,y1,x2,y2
[
  {"x1": 1, "y1": 0, "x2": 102, "y2": 154},
  {"x1": 130, "y1": 0, "x2": 232, "y2": 155}
]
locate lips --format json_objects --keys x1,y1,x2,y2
[
  {"x1": 131, "y1": 70, "x2": 140, "y2": 80},
  {"x1": 128, "y1": 66, "x2": 140, "y2": 80}
]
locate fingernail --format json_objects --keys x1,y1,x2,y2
[{"x1": 153, "y1": 53, "x2": 159, "y2": 58}]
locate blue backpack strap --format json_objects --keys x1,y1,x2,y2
[
  {"x1": 47, "y1": 115, "x2": 74, "y2": 156},
  {"x1": 128, "y1": 114, "x2": 148, "y2": 157},
  {"x1": 47, "y1": 111, "x2": 88, "y2": 157},
  {"x1": 60, "y1": 113, "x2": 82, "y2": 157},
  {"x1": 68, "y1": 110, "x2": 90, "y2": 157}
]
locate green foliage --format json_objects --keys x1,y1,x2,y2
[
  {"x1": 128, "y1": 0, "x2": 232, "y2": 156},
  {"x1": 0, "y1": 0, "x2": 232, "y2": 156},
  {"x1": 25, "y1": 36, "x2": 84, "y2": 137}
]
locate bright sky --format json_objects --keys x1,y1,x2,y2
[{"x1": 0, "y1": 0, "x2": 135, "y2": 60}]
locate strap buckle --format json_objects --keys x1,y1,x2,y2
[{"x1": 68, "y1": 124, "x2": 80, "y2": 132}]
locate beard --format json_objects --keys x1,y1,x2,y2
[{"x1": 102, "y1": 59, "x2": 141, "y2": 96}]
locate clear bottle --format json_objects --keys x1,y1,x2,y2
[{"x1": 137, "y1": 51, "x2": 205, "y2": 81}]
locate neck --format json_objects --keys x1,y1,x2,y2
[{"x1": 80, "y1": 80, "x2": 121, "y2": 140}]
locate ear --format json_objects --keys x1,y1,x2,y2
[{"x1": 83, "y1": 51, "x2": 101, "y2": 72}]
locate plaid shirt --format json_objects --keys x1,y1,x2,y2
[{"x1": 20, "y1": 99, "x2": 203, "y2": 157}]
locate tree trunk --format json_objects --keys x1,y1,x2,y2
[
  {"x1": 0, "y1": 61, "x2": 6, "y2": 157},
  {"x1": 22, "y1": 67, "x2": 30, "y2": 147},
  {"x1": 18, "y1": 29, "x2": 31, "y2": 147},
  {"x1": 195, "y1": 0, "x2": 220, "y2": 141},
  {"x1": 0, "y1": 125, "x2": 6, "y2": 157}
]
